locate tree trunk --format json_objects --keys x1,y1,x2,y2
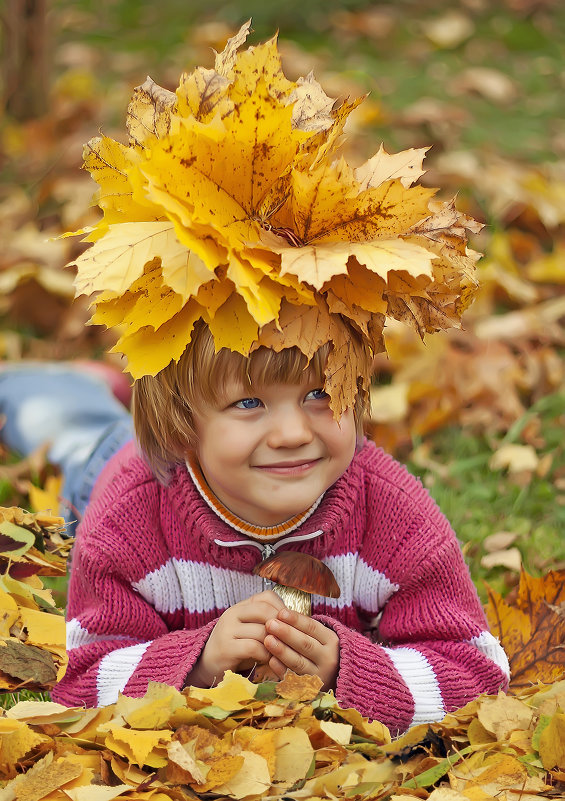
[{"x1": 2, "y1": 0, "x2": 50, "y2": 120}]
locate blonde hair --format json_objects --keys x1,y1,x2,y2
[{"x1": 133, "y1": 320, "x2": 369, "y2": 480}]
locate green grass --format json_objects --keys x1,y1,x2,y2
[
  {"x1": 0, "y1": 690, "x2": 51, "y2": 710},
  {"x1": 406, "y1": 391, "x2": 565, "y2": 600},
  {"x1": 51, "y1": 0, "x2": 565, "y2": 163}
]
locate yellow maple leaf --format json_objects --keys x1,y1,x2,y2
[
  {"x1": 207, "y1": 292, "x2": 259, "y2": 354},
  {"x1": 355, "y1": 144, "x2": 430, "y2": 190},
  {"x1": 113, "y1": 298, "x2": 204, "y2": 378},
  {"x1": 70, "y1": 22, "x2": 481, "y2": 416},
  {"x1": 74, "y1": 222, "x2": 194, "y2": 297},
  {"x1": 290, "y1": 160, "x2": 435, "y2": 245},
  {"x1": 82, "y1": 136, "x2": 155, "y2": 227},
  {"x1": 276, "y1": 238, "x2": 436, "y2": 291}
]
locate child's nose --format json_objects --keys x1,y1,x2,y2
[{"x1": 266, "y1": 406, "x2": 314, "y2": 449}]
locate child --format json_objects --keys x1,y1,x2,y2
[
  {"x1": 0, "y1": 26, "x2": 510, "y2": 734},
  {"x1": 0, "y1": 321, "x2": 509, "y2": 733}
]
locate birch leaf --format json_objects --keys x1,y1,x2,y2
[
  {"x1": 105, "y1": 726, "x2": 173, "y2": 768},
  {"x1": 212, "y1": 750, "x2": 272, "y2": 798},
  {"x1": 189, "y1": 670, "x2": 257, "y2": 711},
  {"x1": 6, "y1": 756, "x2": 82, "y2": 801}
]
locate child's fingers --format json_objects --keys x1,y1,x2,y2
[
  {"x1": 266, "y1": 655, "x2": 287, "y2": 679},
  {"x1": 263, "y1": 631, "x2": 317, "y2": 676},
  {"x1": 234, "y1": 596, "x2": 285, "y2": 624},
  {"x1": 251, "y1": 590, "x2": 287, "y2": 611},
  {"x1": 231, "y1": 637, "x2": 272, "y2": 666},
  {"x1": 275, "y1": 608, "x2": 333, "y2": 644},
  {"x1": 233, "y1": 623, "x2": 268, "y2": 642}
]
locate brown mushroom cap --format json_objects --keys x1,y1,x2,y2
[{"x1": 252, "y1": 551, "x2": 341, "y2": 598}]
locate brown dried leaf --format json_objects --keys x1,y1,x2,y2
[
  {"x1": 6, "y1": 753, "x2": 82, "y2": 801},
  {"x1": 276, "y1": 671, "x2": 323, "y2": 701},
  {"x1": 0, "y1": 639, "x2": 58, "y2": 688},
  {"x1": 485, "y1": 569, "x2": 565, "y2": 690},
  {"x1": 126, "y1": 76, "x2": 177, "y2": 147}
]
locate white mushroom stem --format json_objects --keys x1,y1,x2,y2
[{"x1": 273, "y1": 584, "x2": 311, "y2": 616}]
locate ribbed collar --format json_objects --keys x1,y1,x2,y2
[{"x1": 185, "y1": 454, "x2": 324, "y2": 542}]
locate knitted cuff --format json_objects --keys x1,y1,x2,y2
[{"x1": 314, "y1": 614, "x2": 415, "y2": 735}]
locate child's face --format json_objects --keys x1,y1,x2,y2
[{"x1": 192, "y1": 374, "x2": 357, "y2": 527}]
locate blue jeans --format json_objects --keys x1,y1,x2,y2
[{"x1": 0, "y1": 365, "x2": 134, "y2": 533}]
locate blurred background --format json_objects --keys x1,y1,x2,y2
[{"x1": 1, "y1": 0, "x2": 564, "y2": 599}]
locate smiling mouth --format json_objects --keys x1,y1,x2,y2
[{"x1": 254, "y1": 458, "x2": 321, "y2": 475}]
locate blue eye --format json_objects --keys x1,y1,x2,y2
[
  {"x1": 306, "y1": 388, "x2": 329, "y2": 401},
  {"x1": 234, "y1": 397, "x2": 262, "y2": 409}
]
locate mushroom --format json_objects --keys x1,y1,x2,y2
[{"x1": 252, "y1": 551, "x2": 340, "y2": 615}]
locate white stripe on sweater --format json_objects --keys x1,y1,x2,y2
[
  {"x1": 469, "y1": 630, "x2": 510, "y2": 678},
  {"x1": 96, "y1": 641, "x2": 152, "y2": 707},
  {"x1": 131, "y1": 554, "x2": 399, "y2": 616},
  {"x1": 322, "y1": 554, "x2": 399, "y2": 612},
  {"x1": 132, "y1": 559, "x2": 263, "y2": 614},
  {"x1": 383, "y1": 647, "x2": 445, "y2": 727},
  {"x1": 66, "y1": 618, "x2": 137, "y2": 651}
]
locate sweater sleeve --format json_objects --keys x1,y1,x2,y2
[
  {"x1": 51, "y1": 482, "x2": 216, "y2": 708},
  {"x1": 314, "y1": 461, "x2": 510, "y2": 735}
]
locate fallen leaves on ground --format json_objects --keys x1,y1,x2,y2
[
  {"x1": 485, "y1": 568, "x2": 565, "y2": 692},
  {"x1": 0, "y1": 507, "x2": 71, "y2": 691},
  {"x1": 0, "y1": 568, "x2": 561, "y2": 798},
  {"x1": 1, "y1": 670, "x2": 564, "y2": 799}
]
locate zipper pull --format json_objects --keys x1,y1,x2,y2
[
  {"x1": 261, "y1": 543, "x2": 277, "y2": 560},
  {"x1": 260, "y1": 542, "x2": 277, "y2": 590}
]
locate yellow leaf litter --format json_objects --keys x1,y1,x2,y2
[
  {"x1": 1, "y1": 670, "x2": 563, "y2": 800},
  {"x1": 0, "y1": 507, "x2": 70, "y2": 691}
]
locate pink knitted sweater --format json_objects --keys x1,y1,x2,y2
[{"x1": 52, "y1": 440, "x2": 509, "y2": 734}]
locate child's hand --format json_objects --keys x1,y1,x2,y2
[
  {"x1": 188, "y1": 590, "x2": 286, "y2": 687},
  {"x1": 264, "y1": 608, "x2": 339, "y2": 691}
]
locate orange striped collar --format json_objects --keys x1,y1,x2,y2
[{"x1": 185, "y1": 455, "x2": 323, "y2": 541}]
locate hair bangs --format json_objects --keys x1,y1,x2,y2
[{"x1": 132, "y1": 320, "x2": 367, "y2": 481}]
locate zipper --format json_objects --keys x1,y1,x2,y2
[{"x1": 213, "y1": 529, "x2": 326, "y2": 591}]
